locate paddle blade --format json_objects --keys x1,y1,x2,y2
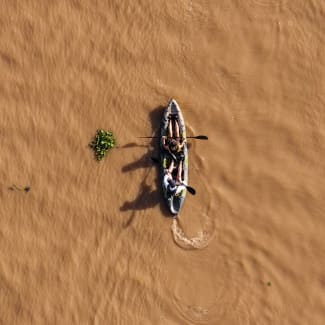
[
  {"x1": 193, "y1": 135, "x2": 208, "y2": 140},
  {"x1": 186, "y1": 185, "x2": 196, "y2": 195}
]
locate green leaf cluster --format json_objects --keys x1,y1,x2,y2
[{"x1": 89, "y1": 129, "x2": 116, "y2": 161}]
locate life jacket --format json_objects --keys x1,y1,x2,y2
[{"x1": 169, "y1": 142, "x2": 182, "y2": 153}]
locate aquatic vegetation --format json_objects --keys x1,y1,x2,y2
[{"x1": 89, "y1": 129, "x2": 116, "y2": 161}]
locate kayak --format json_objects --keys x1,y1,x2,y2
[{"x1": 160, "y1": 99, "x2": 188, "y2": 215}]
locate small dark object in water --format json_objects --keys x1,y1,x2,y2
[{"x1": 9, "y1": 184, "x2": 31, "y2": 192}]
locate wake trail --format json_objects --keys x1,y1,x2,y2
[{"x1": 171, "y1": 215, "x2": 214, "y2": 250}]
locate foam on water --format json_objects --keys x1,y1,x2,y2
[{"x1": 171, "y1": 214, "x2": 214, "y2": 249}]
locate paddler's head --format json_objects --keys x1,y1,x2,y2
[{"x1": 170, "y1": 139, "x2": 178, "y2": 151}]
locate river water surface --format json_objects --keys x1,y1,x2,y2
[{"x1": 1, "y1": 1, "x2": 325, "y2": 324}]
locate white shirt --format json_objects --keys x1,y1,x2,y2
[
  {"x1": 163, "y1": 174, "x2": 187, "y2": 195},
  {"x1": 163, "y1": 174, "x2": 171, "y2": 189},
  {"x1": 175, "y1": 184, "x2": 186, "y2": 195}
]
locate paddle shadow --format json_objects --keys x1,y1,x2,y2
[
  {"x1": 118, "y1": 142, "x2": 148, "y2": 149},
  {"x1": 121, "y1": 105, "x2": 164, "y2": 172},
  {"x1": 120, "y1": 105, "x2": 172, "y2": 226},
  {"x1": 120, "y1": 169, "x2": 171, "y2": 227},
  {"x1": 121, "y1": 154, "x2": 154, "y2": 173},
  {"x1": 120, "y1": 182, "x2": 157, "y2": 228}
]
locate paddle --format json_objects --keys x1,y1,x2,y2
[
  {"x1": 139, "y1": 135, "x2": 208, "y2": 140},
  {"x1": 150, "y1": 157, "x2": 196, "y2": 195},
  {"x1": 181, "y1": 183, "x2": 196, "y2": 195}
]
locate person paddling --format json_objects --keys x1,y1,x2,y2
[
  {"x1": 163, "y1": 160, "x2": 186, "y2": 197},
  {"x1": 162, "y1": 118, "x2": 186, "y2": 161}
]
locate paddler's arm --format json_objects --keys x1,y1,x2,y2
[
  {"x1": 162, "y1": 136, "x2": 169, "y2": 150},
  {"x1": 179, "y1": 137, "x2": 186, "y2": 149},
  {"x1": 163, "y1": 174, "x2": 169, "y2": 188},
  {"x1": 175, "y1": 183, "x2": 187, "y2": 195}
]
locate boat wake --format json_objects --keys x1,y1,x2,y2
[{"x1": 171, "y1": 215, "x2": 214, "y2": 250}]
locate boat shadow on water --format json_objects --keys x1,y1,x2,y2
[{"x1": 120, "y1": 105, "x2": 172, "y2": 227}]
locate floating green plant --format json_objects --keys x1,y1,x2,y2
[{"x1": 89, "y1": 129, "x2": 116, "y2": 161}]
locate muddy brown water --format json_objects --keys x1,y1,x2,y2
[{"x1": 1, "y1": 1, "x2": 325, "y2": 324}]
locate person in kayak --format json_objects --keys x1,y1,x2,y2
[
  {"x1": 162, "y1": 118, "x2": 186, "y2": 161},
  {"x1": 163, "y1": 160, "x2": 186, "y2": 197}
]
